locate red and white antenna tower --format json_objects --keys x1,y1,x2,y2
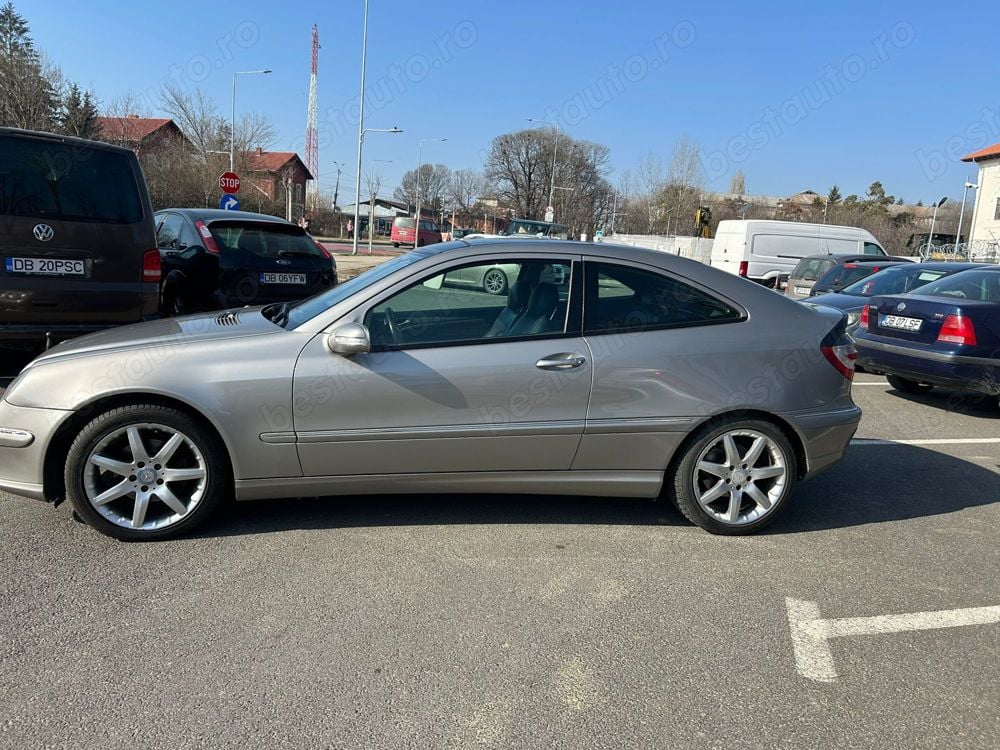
[{"x1": 305, "y1": 24, "x2": 320, "y2": 202}]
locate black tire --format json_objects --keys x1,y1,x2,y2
[
  {"x1": 482, "y1": 268, "x2": 509, "y2": 296},
  {"x1": 668, "y1": 417, "x2": 797, "y2": 535},
  {"x1": 886, "y1": 375, "x2": 934, "y2": 394},
  {"x1": 393, "y1": 242, "x2": 399, "y2": 248},
  {"x1": 162, "y1": 285, "x2": 187, "y2": 317},
  {"x1": 417, "y1": 239, "x2": 425, "y2": 247},
  {"x1": 65, "y1": 404, "x2": 229, "y2": 541}
]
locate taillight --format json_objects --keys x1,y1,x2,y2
[
  {"x1": 822, "y1": 342, "x2": 857, "y2": 380},
  {"x1": 142, "y1": 249, "x2": 161, "y2": 283},
  {"x1": 937, "y1": 314, "x2": 976, "y2": 345},
  {"x1": 738, "y1": 260, "x2": 749, "y2": 277},
  {"x1": 311, "y1": 237, "x2": 332, "y2": 259},
  {"x1": 195, "y1": 220, "x2": 221, "y2": 254},
  {"x1": 859, "y1": 304, "x2": 870, "y2": 329}
]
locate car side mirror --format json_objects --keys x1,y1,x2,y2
[
  {"x1": 423, "y1": 274, "x2": 444, "y2": 290},
  {"x1": 326, "y1": 322, "x2": 371, "y2": 356}
]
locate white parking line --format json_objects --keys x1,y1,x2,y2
[
  {"x1": 786, "y1": 598, "x2": 1000, "y2": 682},
  {"x1": 851, "y1": 438, "x2": 1000, "y2": 446}
]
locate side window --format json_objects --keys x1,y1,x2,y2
[
  {"x1": 364, "y1": 259, "x2": 574, "y2": 349},
  {"x1": 584, "y1": 262, "x2": 741, "y2": 335},
  {"x1": 156, "y1": 214, "x2": 183, "y2": 249},
  {"x1": 863, "y1": 242, "x2": 884, "y2": 256}
]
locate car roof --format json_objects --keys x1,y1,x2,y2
[
  {"x1": 0, "y1": 126, "x2": 136, "y2": 156},
  {"x1": 913, "y1": 262, "x2": 991, "y2": 271},
  {"x1": 155, "y1": 208, "x2": 295, "y2": 225}
]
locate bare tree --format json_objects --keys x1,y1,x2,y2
[
  {"x1": 393, "y1": 163, "x2": 451, "y2": 211},
  {"x1": 729, "y1": 169, "x2": 746, "y2": 196},
  {"x1": 449, "y1": 168, "x2": 484, "y2": 213}
]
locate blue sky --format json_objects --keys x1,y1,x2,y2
[{"x1": 17, "y1": 0, "x2": 995, "y2": 202}]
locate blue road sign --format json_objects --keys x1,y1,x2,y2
[{"x1": 220, "y1": 194, "x2": 241, "y2": 211}]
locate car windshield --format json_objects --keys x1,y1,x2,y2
[
  {"x1": 208, "y1": 221, "x2": 322, "y2": 258},
  {"x1": 840, "y1": 266, "x2": 950, "y2": 297},
  {"x1": 914, "y1": 269, "x2": 1000, "y2": 302},
  {"x1": 283, "y1": 251, "x2": 428, "y2": 328}
]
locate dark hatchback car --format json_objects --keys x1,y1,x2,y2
[
  {"x1": 785, "y1": 253, "x2": 909, "y2": 300},
  {"x1": 154, "y1": 209, "x2": 337, "y2": 315},
  {"x1": 0, "y1": 128, "x2": 159, "y2": 347},
  {"x1": 807, "y1": 262, "x2": 985, "y2": 334},
  {"x1": 810, "y1": 260, "x2": 908, "y2": 296},
  {"x1": 854, "y1": 267, "x2": 1000, "y2": 403}
]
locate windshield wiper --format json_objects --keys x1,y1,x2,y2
[{"x1": 264, "y1": 302, "x2": 291, "y2": 327}]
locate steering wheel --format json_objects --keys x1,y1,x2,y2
[{"x1": 383, "y1": 306, "x2": 400, "y2": 344}]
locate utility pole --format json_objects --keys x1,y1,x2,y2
[{"x1": 331, "y1": 161, "x2": 343, "y2": 213}]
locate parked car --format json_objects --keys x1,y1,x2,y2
[
  {"x1": 0, "y1": 240, "x2": 860, "y2": 541},
  {"x1": 155, "y1": 209, "x2": 337, "y2": 315},
  {"x1": 854, "y1": 266, "x2": 1000, "y2": 403},
  {"x1": 391, "y1": 217, "x2": 442, "y2": 247},
  {"x1": 0, "y1": 127, "x2": 159, "y2": 347},
  {"x1": 443, "y1": 261, "x2": 567, "y2": 295},
  {"x1": 711, "y1": 220, "x2": 887, "y2": 288},
  {"x1": 464, "y1": 219, "x2": 571, "y2": 240},
  {"x1": 809, "y1": 260, "x2": 909, "y2": 297},
  {"x1": 451, "y1": 228, "x2": 476, "y2": 241},
  {"x1": 807, "y1": 262, "x2": 986, "y2": 334},
  {"x1": 785, "y1": 254, "x2": 909, "y2": 300}
]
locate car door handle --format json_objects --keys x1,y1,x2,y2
[{"x1": 536, "y1": 353, "x2": 587, "y2": 370}]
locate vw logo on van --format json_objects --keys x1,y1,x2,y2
[
  {"x1": 896, "y1": 302, "x2": 906, "y2": 312},
  {"x1": 32, "y1": 224, "x2": 54, "y2": 242}
]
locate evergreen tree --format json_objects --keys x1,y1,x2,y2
[
  {"x1": 58, "y1": 82, "x2": 99, "y2": 138},
  {"x1": 0, "y1": 1, "x2": 59, "y2": 130},
  {"x1": 827, "y1": 184, "x2": 842, "y2": 204}
]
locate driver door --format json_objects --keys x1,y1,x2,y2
[{"x1": 291, "y1": 255, "x2": 591, "y2": 476}]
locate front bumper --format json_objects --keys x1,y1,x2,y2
[
  {"x1": 784, "y1": 405, "x2": 862, "y2": 478},
  {"x1": 857, "y1": 338, "x2": 1000, "y2": 395},
  {"x1": 0, "y1": 399, "x2": 72, "y2": 501}
]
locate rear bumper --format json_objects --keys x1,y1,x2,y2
[
  {"x1": 0, "y1": 399, "x2": 72, "y2": 501},
  {"x1": 857, "y1": 338, "x2": 1000, "y2": 395},
  {"x1": 783, "y1": 405, "x2": 862, "y2": 478}
]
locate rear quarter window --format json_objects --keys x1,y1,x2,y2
[
  {"x1": 0, "y1": 136, "x2": 143, "y2": 223},
  {"x1": 584, "y1": 262, "x2": 742, "y2": 335}
]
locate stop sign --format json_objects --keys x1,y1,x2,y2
[{"x1": 219, "y1": 172, "x2": 241, "y2": 194}]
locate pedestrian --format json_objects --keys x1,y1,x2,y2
[
  {"x1": 301, "y1": 214, "x2": 313, "y2": 234},
  {"x1": 347, "y1": 219, "x2": 354, "y2": 238}
]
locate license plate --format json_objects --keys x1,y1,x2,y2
[
  {"x1": 260, "y1": 272, "x2": 306, "y2": 285},
  {"x1": 794, "y1": 286, "x2": 810, "y2": 296},
  {"x1": 5, "y1": 257, "x2": 86, "y2": 276},
  {"x1": 880, "y1": 314, "x2": 922, "y2": 332}
]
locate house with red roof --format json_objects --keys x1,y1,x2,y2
[
  {"x1": 961, "y1": 142, "x2": 1000, "y2": 247},
  {"x1": 95, "y1": 116, "x2": 191, "y2": 155},
  {"x1": 243, "y1": 148, "x2": 314, "y2": 219}
]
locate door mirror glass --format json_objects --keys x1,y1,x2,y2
[{"x1": 326, "y1": 322, "x2": 371, "y2": 356}]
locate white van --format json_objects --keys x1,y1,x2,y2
[{"x1": 710, "y1": 220, "x2": 886, "y2": 287}]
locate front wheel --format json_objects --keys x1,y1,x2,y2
[
  {"x1": 668, "y1": 418, "x2": 796, "y2": 535},
  {"x1": 65, "y1": 404, "x2": 228, "y2": 541},
  {"x1": 886, "y1": 375, "x2": 934, "y2": 394}
]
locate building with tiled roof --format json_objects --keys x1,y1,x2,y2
[
  {"x1": 95, "y1": 116, "x2": 190, "y2": 154},
  {"x1": 962, "y1": 142, "x2": 1000, "y2": 246}
]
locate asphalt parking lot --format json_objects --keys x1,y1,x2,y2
[{"x1": 0, "y1": 354, "x2": 997, "y2": 749}]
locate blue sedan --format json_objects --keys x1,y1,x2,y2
[{"x1": 854, "y1": 266, "x2": 1000, "y2": 404}]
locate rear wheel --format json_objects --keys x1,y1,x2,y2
[
  {"x1": 162, "y1": 285, "x2": 187, "y2": 317},
  {"x1": 887, "y1": 375, "x2": 934, "y2": 394},
  {"x1": 669, "y1": 418, "x2": 796, "y2": 535},
  {"x1": 482, "y1": 268, "x2": 508, "y2": 296},
  {"x1": 393, "y1": 242, "x2": 399, "y2": 248},
  {"x1": 65, "y1": 405, "x2": 228, "y2": 541}
]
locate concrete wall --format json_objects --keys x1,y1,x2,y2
[{"x1": 605, "y1": 234, "x2": 715, "y2": 264}]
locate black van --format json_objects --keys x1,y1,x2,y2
[{"x1": 0, "y1": 128, "x2": 159, "y2": 347}]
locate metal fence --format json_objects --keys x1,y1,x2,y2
[{"x1": 921, "y1": 241, "x2": 1000, "y2": 264}]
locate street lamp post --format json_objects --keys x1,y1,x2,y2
[
  {"x1": 352, "y1": 0, "x2": 370, "y2": 256},
  {"x1": 353, "y1": 127, "x2": 402, "y2": 254},
  {"x1": 956, "y1": 181, "x2": 978, "y2": 258},
  {"x1": 412, "y1": 137, "x2": 447, "y2": 249},
  {"x1": 926, "y1": 196, "x2": 948, "y2": 256},
  {"x1": 527, "y1": 118, "x2": 561, "y2": 221},
  {"x1": 231, "y1": 69, "x2": 271, "y2": 173}
]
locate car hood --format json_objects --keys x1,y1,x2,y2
[
  {"x1": 30, "y1": 308, "x2": 280, "y2": 365},
  {"x1": 804, "y1": 293, "x2": 868, "y2": 312}
]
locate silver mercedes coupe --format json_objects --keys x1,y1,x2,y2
[{"x1": 0, "y1": 240, "x2": 861, "y2": 540}]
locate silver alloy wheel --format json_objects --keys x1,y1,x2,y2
[
  {"x1": 693, "y1": 429, "x2": 787, "y2": 526},
  {"x1": 83, "y1": 423, "x2": 208, "y2": 531},
  {"x1": 482, "y1": 268, "x2": 507, "y2": 295}
]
